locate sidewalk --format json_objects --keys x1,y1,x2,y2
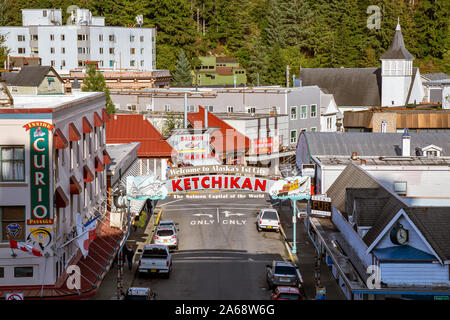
[
  {"x1": 90, "y1": 209, "x2": 159, "y2": 300},
  {"x1": 275, "y1": 199, "x2": 346, "y2": 300}
]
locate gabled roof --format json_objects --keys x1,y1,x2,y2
[
  {"x1": 405, "y1": 207, "x2": 450, "y2": 262},
  {"x1": 327, "y1": 163, "x2": 450, "y2": 262},
  {"x1": 299, "y1": 68, "x2": 382, "y2": 107},
  {"x1": 380, "y1": 22, "x2": 415, "y2": 60},
  {"x1": 187, "y1": 106, "x2": 250, "y2": 154},
  {"x1": 105, "y1": 115, "x2": 174, "y2": 158},
  {"x1": 3, "y1": 66, "x2": 63, "y2": 87}
]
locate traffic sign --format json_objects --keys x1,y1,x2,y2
[{"x1": 6, "y1": 293, "x2": 24, "y2": 300}]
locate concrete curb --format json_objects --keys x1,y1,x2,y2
[{"x1": 279, "y1": 225, "x2": 298, "y2": 265}]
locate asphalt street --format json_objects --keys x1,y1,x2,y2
[{"x1": 131, "y1": 196, "x2": 290, "y2": 300}]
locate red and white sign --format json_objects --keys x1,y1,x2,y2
[
  {"x1": 9, "y1": 239, "x2": 42, "y2": 257},
  {"x1": 6, "y1": 293, "x2": 24, "y2": 300},
  {"x1": 250, "y1": 136, "x2": 280, "y2": 155},
  {"x1": 167, "y1": 175, "x2": 275, "y2": 193}
]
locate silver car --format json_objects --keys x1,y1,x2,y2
[
  {"x1": 266, "y1": 261, "x2": 300, "y2": 289},
  {"x1": 256, "y1": 208, "x2": 280, "y2": 232},
  {"x1": 153, "y1": 226, "x2": 178, "y2": 250}
]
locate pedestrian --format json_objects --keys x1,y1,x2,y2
[
  {"x1": 121, "y1": 245, "x2": 128, "y2": 265},
  {"x1": 133, "y1": 214, "x2": 138, "y2": 232},
  {"x1": 126, "y1": 245, "x2": 135, "y2": 271}
]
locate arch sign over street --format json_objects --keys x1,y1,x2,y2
[{"x1": 126, "y1": 166, "x2": 311, "y2": 201}]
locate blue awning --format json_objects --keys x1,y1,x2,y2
[{"x1": 373, "y1": 245, "x2": 436, "y2": 262}]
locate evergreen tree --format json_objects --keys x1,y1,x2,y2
[
  {"x1": 172, "y1": 49, "x2": 194, "y2": 86},
  {"x1": 0, "y1": 0, "x2": 9, "y2": 68},
  {"x1": 82, "y1": 64, "x2": 115, "y2": 114},
  {"x1": 262, "y1": 0, "x2": 285, "y2": 47}
]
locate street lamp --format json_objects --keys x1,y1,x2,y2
[{"x1": 112, "y1": 185, "x2": 130, "y2": 300}]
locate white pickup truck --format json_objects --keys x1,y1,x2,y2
[{"x1": 137, "y1": 244, "x2": 172, "y2": 278}]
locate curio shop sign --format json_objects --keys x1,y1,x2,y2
[{"x1": 23, "y1": 121, "x2": 54, "y2": 225}]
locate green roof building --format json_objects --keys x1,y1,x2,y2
[{"x1": 194, "y1": 56, "x2": 247, "y2": 87}]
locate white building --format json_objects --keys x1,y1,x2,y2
[
  {"x1": 0, "y1": 90, "x2": 117, "y2": 298},
  {"x1": 0, "y1": 8, "x2": 156, "y2": 72},
  {"x1": 299, "y1": 22, "x2": 425, "y2": 113},
  {"x1": 296, "y1": 131, "x2": 450, "y2": 195}
]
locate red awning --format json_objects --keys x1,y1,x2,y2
[
  {"x1": 55, "y1": 186, "x2": 69, "y2": 208},
  {"x1": 102, "y1": 108, "x2": 111, "y2": 123},
  {"x1": 95, "y1": 156, "x2": 104, "y2": 172},
  {"x1": 82, "y1": 117, "x2": 93, "y2": 133},
  {"x1": 93, "y1": 112, "x2": 102, "y2": 127},
  {"x1": 70, "y1": 175, "x2": 82, "y2": 195},
  {"x1": 68, "y1": 123, "x2": 81, "y2": 141},
  {"x1": 54, "y1": 128, "x2": 68, "y2": 149},
  {"x1": 103, "y1": 149, "x2": 112, "y2": 165},
  {"x1": 83, "y1": 165, "x2": 94, "y2": 183}
]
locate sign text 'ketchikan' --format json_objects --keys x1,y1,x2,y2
[
  {"x1": 24, "y1": 122, "x2": 54, "y2": 225},
  {"x1": 168, "y1": 175, "x2": 274, "y2": 193}
]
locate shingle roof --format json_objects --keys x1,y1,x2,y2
[
  {"x1": 4, "y1": 66, "x2": 62, "y2": 86},
  {"x1": 327, "y1": 163, "x2": 450, "y2": 263},
  {"x1": 326, "y1": 164, "x2": 382, "y2": 213},
  {"x1": 344, "y1": 188, "x2": 391, "y2": 225},
  {"x1": 380, "y1": 23, "x2": 415, "y2": 60},
  {"x1": 299, "y1": 68, "x2": 382, "y2": 107},
  {"x1": 106, "y1": 115, "x2": 175, "y2": 158},
  {"x1": 406, "y1": 207, "x2": 450, "y2": 262},
  {"x1": 297, "y1": 132, "x2": 450, "y2": 164},
  {"x1": 187, "y1": 106, "x2": 250, "y2": 154}
]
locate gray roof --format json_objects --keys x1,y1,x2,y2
[
  {"x1": 344, "y1": 188, "x2": 390, "y2": 223},
  {"x1": 299, "y1": 68, "x2": 382, "y2": 107},
  {"x1": 297, "y1": 132, "x2": 450, "y2": 163},
  {"x1": 406, "y1": 207, "x2": 450, "y2": 262},
  {"x1": 327, "y1": 163, "x2": 450, "y2": 262},
  {"x1": 380, "y1": 24, "x2": 414, "y2": 60},
  {"x1": 106, "y1": 142, "x2": 140, "y2": 172},
  {"x1": 0, "y1": 72, "x2": 18, "y2": 84},
  {"x1": 422, "y1": 73, "x2": 450, "y2": 81},
  {"x1": 3, "y1": 66, "x2": 60, "y2": 86}
]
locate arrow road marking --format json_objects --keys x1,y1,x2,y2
[
  {"x1": 193, "y1": 213, "x2": 213, "y2": 218},
  {"x1": 222, "y1": 211, "x2": 245, "y2": 218}
]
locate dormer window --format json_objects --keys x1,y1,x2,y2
[{"x1": 421, "y1": 145, "x2": 442, "y2": 157}]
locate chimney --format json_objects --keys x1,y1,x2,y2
[
  {"x1": 114, "y1": 115, "x2": 117, "y2": 120},
  {"x1": 402, "y1": 128, "x2": 410, "y2": 156}
]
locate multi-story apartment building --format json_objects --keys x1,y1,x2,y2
[
  {"x1": 0, "y1": 90, "x2": 116, "y2": 298},
  {"x1": 193, "y1": 57, "x2": 247, "y2": 87},
  {"x1": 0, "y1": 8, "x2": 156, "y2": 72},
  {"x1": 111, "y1": 86, "x2": 340, "y2": 148}
]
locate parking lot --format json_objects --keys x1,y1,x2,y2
[{"x1": 131, "y1": 197, "x2": 290, "y2": 300}]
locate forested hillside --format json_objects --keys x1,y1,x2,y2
[{"x1": 3, "y1": 0, "x2": 449, "y2": 85}]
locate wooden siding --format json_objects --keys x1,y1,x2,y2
[
  {"x1": 381, "y1": 263, "x2": 450, "y2": 286},
  {"x1": 397, "y1": 112, "x2": 450, "y2": 129}
]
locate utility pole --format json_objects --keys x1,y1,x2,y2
[{"x1": 286, "y1": 65, "x2": 290, "y2": 88}]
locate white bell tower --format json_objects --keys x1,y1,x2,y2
[{"x1": 380, "y1": 19, "x2": 415, "y2": 107}]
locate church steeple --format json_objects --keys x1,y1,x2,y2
[{"x1": 381, "y1": 19, "x2": 414, "y2": 60}]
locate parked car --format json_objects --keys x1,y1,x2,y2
[
  {"x1": 256, "y1": 208, "x2": 280, "y2": 232},
  {"x1": 153, "y1": 225, "x2": 178, "y2": 250},
  {"x1": 270, "y1": 286, "x2": 303, "y2": 300},
  {"x1": 124, "y1": 287, "x2": 157, "y2": 300},
  {"x1": 158, "y1": 220, "x2": 179, "y2": 231},
  {"x1": 266, "y1": 260, "x2": 300, "y2": 289},
  {"x1": 137, "y1": 244, "x2": 172, "y2": 278}
]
